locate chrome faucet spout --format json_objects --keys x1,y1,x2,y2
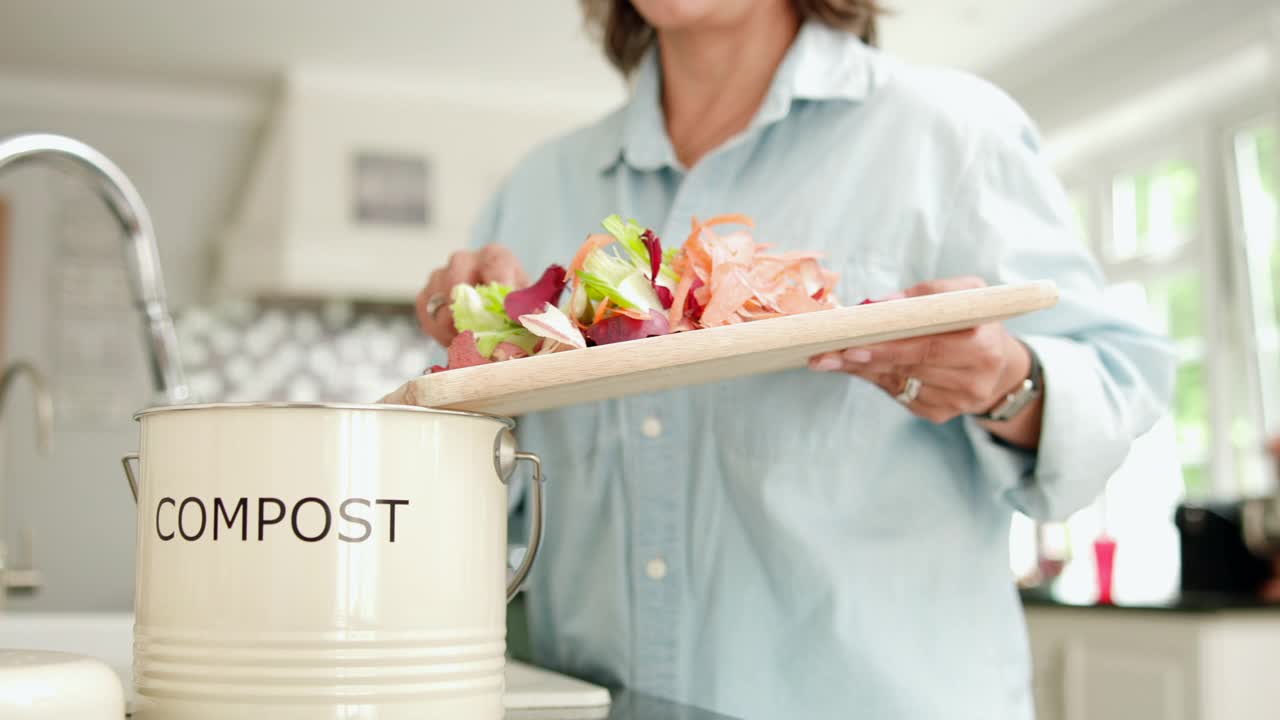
[{"x1": 0, "y1": 133, "x2": 189, "y2": 405}]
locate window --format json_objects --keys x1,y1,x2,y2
[
  {"x1": 1015, "y1": 111, "x2": 1280, "y2": 606},
  {"x1": 1233, "y1": 121, "x2": 1279, "y2": 434},
  {"x1": 1098, "y1": 274, "x2": 1209, "y2": 491},
  {"x1": 1081, "y1": 153, "x2": 1210, "y2": 499},
  {"x1": 1108, "y1": 160, "x2": 1199, "y2": 262}
]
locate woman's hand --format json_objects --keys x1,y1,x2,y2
[
  {"x1": 808, "y1": 276, "x2": 1042, "y2": 448},
  {"x1": 415, "y1": 244, "x2": 529, "y2": 347}
]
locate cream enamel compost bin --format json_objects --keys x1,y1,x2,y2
[{"x1": 119, "y1": 402, "x2": 544, "y2": 720}]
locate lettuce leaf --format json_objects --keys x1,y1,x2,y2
[
  {"x1": 472, "y1": 327, "x2": 540, "y2": 357},
  {"x1": 450, "y1": 282, "x2": 540, "y2": 357},
  {"x1": 602, "y1": 214, "x2": 683, "y2": 287},
  {"x1": 451, "y1": 283, "x2": 514, "y2": 334},
  {"x1": 601, "y1": 214, "x2": 649, "y2": 270},
  {"x1": 580, "y1": 250, "x2": 663, "y2": 311}
]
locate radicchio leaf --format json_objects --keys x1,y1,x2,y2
[
  {"x1": 446, "y1": 330, "x2": 492, "y2": 370},
  {"x1": 504, "y1": 264, "x2": 567, "y2": 321},
  {"x1": 584, "y1": 311, "x2": 670, "y2": 346},
  {"x1": 655, "y1": 285, "x2": 674, "y2": 308},
  {"x1": 685, "y1": 276, "x2": 706, "y2": 317},
  {"x1": 641, "y1": 230, "x2": 661, "y2": 281},
  {"x1": 641, "y1": 229, "x2": 673, "y2": 309}
]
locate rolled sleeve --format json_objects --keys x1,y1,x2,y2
[
  {"x1": 967, "y1": 331, "x2": 1172, "y2": 520},
  {"x1": 941, "y1": 97, "x2": 1175, "y2": 520}
]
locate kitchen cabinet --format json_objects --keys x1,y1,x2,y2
[
  {"x1": 1025, "y1": 602, "x2": 1280, "y2": 720},
  {"x1": 216, "y1": 67, "x2": 594, "y2": 304}
]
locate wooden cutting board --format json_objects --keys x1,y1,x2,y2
[{"x1": 381, "y1": 280, "x2": 1059, "y2": 416}]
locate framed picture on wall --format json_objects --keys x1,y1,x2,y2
[{"x1": 351, "y1": 151, "x2": 431, "y2": 227}]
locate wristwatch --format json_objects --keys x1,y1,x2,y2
[{"x1": 975, "y1": 340, "x2": 1042, "y2": 422}]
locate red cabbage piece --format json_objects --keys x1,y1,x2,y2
[
  {"x1": 640, "y1": 230, "x2": 673, "y2": 309},
  {"x1": 504, "y1": 264, "x2": 568, "y2": 320},
  {"x1": 584, "y1": 311, "x2": 670, "y2": 346},
  {"x1": 428, "y1": 364, "x2": 449, "y2": 374},
  {"x1": 446, "y1": 330, "x2": 491, "y2": 369},
  {"x1": 640, "y1": 230, "x2": 661, "y2": 281},
  {"x1": 685, "y1": 276, "x2": 706, "y2": 318},
  {"x1": 655, "y1": 285, "x2": 674, "y2": 309}
]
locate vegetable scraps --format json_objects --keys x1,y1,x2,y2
[{"x1": 433, "y1": 213, "x2": 842, "y2": 371}]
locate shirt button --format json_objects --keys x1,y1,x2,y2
[
  {"x1": 645, "y1": 557, "x2": 668, "y2": 580},
  {"x1": 641, "y1": 416, "x2": 663, "y2": 438}
]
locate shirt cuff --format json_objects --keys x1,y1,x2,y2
[{"x1": 966, "y1": 335, "x2": 1130, "y2": 520}]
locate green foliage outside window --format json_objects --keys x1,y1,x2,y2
[
  {"x1": 1111, "y1": 161, "x2": 1200, "y2": 260},
  {"x1": 1174, "y1": 361, "x2": 1208, "y2": 466},
  {"x1": 1181, "y1": 464, "x2": 1208, "y2": 497}
]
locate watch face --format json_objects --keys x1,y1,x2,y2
[{"x1": 988, "y1": 379, "x2": 1036, "y2": 421}]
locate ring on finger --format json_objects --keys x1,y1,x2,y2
[
  {"x1": 895, "y1": 376, "x2": 923, "y2": 405},
  {"x1": 424, "y1": 294, "x2": 448, "y2": 318}
]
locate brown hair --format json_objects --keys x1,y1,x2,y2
[{"x1": 582, "y1": 0, "x2": 884, "y2": 75}]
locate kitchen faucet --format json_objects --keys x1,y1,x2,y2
[
  {"x1": 0, "y1": 133, "x2": 189, "y2": 405},
  {"x1": 0, "y1": 361, "x2": 52, "y2": 454},
  {"x1": 0, "y1": 359, "x2": 54, "y2": 605}
]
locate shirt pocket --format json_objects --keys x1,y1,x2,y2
[
  {"x1": 710, "y1": 369, "x2": 884, "y2": 462},
  {"x1": 838, "y1": 253, "x2": 905, "y2": 303},
  {"x1": 707, "y1": 367, "x2": 917, "y2": 526},
  {"x1": 708, "y1": 256, "x2": 903, "y2": 442}
]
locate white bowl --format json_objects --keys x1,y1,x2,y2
[{"x1": 0, "y1": 649, "x2": 124, "y2": 719}]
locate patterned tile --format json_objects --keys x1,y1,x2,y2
[{"x1": 174, "y1": 299, "x2": 432, "y2": 404}]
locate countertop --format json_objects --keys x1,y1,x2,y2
[
  {"x1": 0, "y1": 610, "x2": 737, "y2": 720},
  {"x1": 120, "y1": 691, "x2": 734, "y2": 720},
  {"x1": 506, "y1": 690, "x2": 737, "y2": 719},
  {"x1": 1020, "y1": 588, "x2": 1280, "y2": 613},
  {"x1": 124, "y1": 691, "x2": 734, "y2": 720}
]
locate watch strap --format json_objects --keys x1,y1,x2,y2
[{"x1": 975, "y1": 340, "x2": 1042, "y2": 422}]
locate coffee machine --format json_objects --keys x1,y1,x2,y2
[
  {"x1": 1176, "y1": 452, "x2": 1280, "y2": 600},
  {"x1": 1176, "y1": 500, "x2": 1275, "y2": 597}
]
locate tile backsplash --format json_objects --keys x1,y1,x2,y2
[{"x1": 175, "y1": 299, "x2": 435, "y2": 404}]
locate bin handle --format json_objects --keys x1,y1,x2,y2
[
  {"x1": 505, "y1": 451, "x2": 543, "y2": 603},
  {"x1": 121, "y1": 452, "x2": 139, "y2": 502}
]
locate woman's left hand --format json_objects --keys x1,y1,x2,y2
[{"x1": 808, "y1": 276, "x2": 1033, "y2": 426}]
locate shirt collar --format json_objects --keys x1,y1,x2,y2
[{"x1": 598, "y1": 19, "x2": 875, "y2": 173}]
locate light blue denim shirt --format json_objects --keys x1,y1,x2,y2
[{"x1": 464, "y1": 21, "x2": 1173, "y2": 720}]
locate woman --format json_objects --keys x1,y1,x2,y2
[{"x1": 417, "y1": 1, "x2": 1173, "y2": 717}]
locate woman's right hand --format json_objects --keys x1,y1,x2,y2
[{"x1": 415, "y1": 244, "x2": 529, "y2": 347}]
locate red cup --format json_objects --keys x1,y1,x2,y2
[{"x1": 1093, "y1": 535, "x2": 1117, "y2": 605}]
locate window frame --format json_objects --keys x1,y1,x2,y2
[
  {"x1": 1222, "y1": 99, "x2": 1280, "y2": 410},
  {"x1": 1059, "y1": 130, "x2": 1228, "y2": 493},
  {"x1": 1053, "y1": 94, "x2": 1280, "y2": 498},
  {"x1": 1220, "y1": 98, "x2": 1280, "y2": 494}
]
